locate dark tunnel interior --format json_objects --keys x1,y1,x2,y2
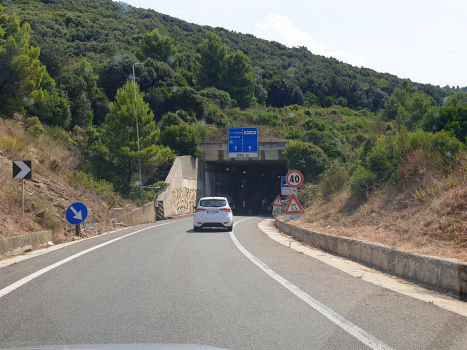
[{"x1": 205, "y1": 160, "x2": 288, "y2": 216}]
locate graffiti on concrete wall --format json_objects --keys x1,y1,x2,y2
[{"x1": 172, "y1": 187, "x2": 197, "y2": 212}]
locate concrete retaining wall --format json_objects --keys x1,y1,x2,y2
[
  {"x1": 275, "y1": 220, "x2": 467, "y2": 301},
  {"x1": 124, "y1": 202, "x2": 156, "y2": 226},
  {"x1": 157, "y1": 156, "x2": 204, "y2": 218},
  {"x1": 0, "y1": 221, "x2": 109, "y2": 257}
]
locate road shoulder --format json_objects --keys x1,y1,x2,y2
[{"x1": 258, "y1": 218, "x2": 467, "y2": 318}]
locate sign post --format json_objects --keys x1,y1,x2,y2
[
  {"x1": 228, "y1": 128, "x2": 258, "y2": 158},
  {"x1": 13, "y1": 161, "x2": 32, "y2": 215},
  {"x1": 66, "y1": 202, "x2": 88, "y2": 236}
]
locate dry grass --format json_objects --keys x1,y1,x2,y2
[
  {"x1": 0, "y1": 117, "x2": 133, "y2": 239},
  {"x1": 295, "y1": 151, "x2": 467, "y2": 262}
]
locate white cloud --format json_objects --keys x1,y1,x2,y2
[
  {"x1": 328, "y1": 50, "x2": 367, "y2": 67},
  {"x1": 255, "y1": 14, "x2": 367, "y2": 67}
]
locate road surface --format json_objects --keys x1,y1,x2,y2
[{"x1": 1, "y1": 217, "x2": 467, "y2": 349}]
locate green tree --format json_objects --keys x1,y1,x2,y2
[
  {"x1": 101, "y1": 81, "x2": 173, "y2": 196},
  {"x1": 160, "y1": 124, "x2": 202, "y2": 157},
  {"x1": 221, "y1": 51, "x2": 256, "y2": 109},
  {"x1": 195, "y1": 32, "x2": 228, "y2": 89},
  {"x1": 0, "y1": 12, "x2": 46, "y2": 114},
  {"x1": 135, "y1": 28, "x2": 178, "y2": 67},
  {"x1": 283, "y1": 140, "x2": 329, "y2": 182}
]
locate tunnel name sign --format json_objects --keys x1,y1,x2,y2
[{"x1": 228, "y1": 127, "x2": 258, "y2": 158}]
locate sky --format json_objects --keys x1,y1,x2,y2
[{"x1": 118, "y1": 0, "x2": 467, "y2": 88}]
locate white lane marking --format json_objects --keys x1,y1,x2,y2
[
  {"x1": 0, "y1": 219, "x2": 190, "y2": 299},
  {"x1": 231, "y1": 218, "x2": 393, "y2": 350},
  {"x1": 258, "y1": 219, "x2": 467, "y2": 318}
]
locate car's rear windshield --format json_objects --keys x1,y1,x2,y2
[{"x1": 199, "y1": 199, "x2": 226, "y2": 207}]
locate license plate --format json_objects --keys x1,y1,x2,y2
[{"x1": 207, "y1": 210, "x2": 219, "y2": 214}]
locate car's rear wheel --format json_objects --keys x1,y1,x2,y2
[
  {"x1": 227, "y1": 225, "x2": 233, "y2": 232},
  {"x1": 194, "y1": 226, "x2": 201, "y2": 232}
]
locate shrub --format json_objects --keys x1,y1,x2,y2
[
  {"x1": 25, "y1": 117, "x2": 45, "y2": 137},
  {"x1": 205, "y1": 104, "x2": 228, "y2": 127},
  {"x1": 0, "y1": 135, "x2": 28, "y2": 155},
  {"x1": 255, "y1": 112, "x2": 283, "y2": 127},
  {"x1": 366, "y1": 128, "x2": 464, "y2": 183},
  {"x1": 69, "y1": 171, "x2": 116, "y2": 203},
  {"x1": 319, "y1": 169, "x2": 349, "y2": 200},
  {"x1": 160, "y1": 112, "x2": 183, "y2": 130},
  {"x1": 160, "y1": 124, "x2": 202, "y2": 157},
  {"x1": 285, "y1": 129, "x2": 305, "y2": 140},
  {"x1": 199, "y1": 87, "x2": 231, "y2": 109},
  {"x1": 283, "y1": 140, "x2": 329, "y2": 182},
  {"x1": 348, "y1": 167, "x2": 375, "y2": 200}
]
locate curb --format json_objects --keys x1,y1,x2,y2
[{"x1": 275, "y1": 219, "x2": 467, "y2": 301}]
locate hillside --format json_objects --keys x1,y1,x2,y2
[
  {"x1": 3, "y1": 0, "x2": 461, "y2": 113},
  {"x1": 0, "y1": 115, "x2": 133, "y2": 239},
  {"x1": 1, "y1": 0, "x2": 467, "y2": 259}
]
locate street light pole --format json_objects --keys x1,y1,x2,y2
[{"x1": 133, "y1": 62, "x2": 144, "y2": 198}]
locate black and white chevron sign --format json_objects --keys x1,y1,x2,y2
[{"x1": 13, "y1": 161, "x2": 32, "y2": 180}]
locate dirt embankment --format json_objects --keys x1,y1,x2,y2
[
  {"x1": 0, "y1": 116, "x2": 133, "y2": 239},
  {"x1": 294, "y1": 153, "x2": 467, "y2": 262}
]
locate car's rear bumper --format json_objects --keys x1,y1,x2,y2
[{"x1": 193, "y1": 217, "x2": 233, "y2": 228}]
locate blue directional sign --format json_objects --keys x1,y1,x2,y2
[
  {"x1": 66, "y1": 202, "x2": 88, "y2": 225},
  {"x1": 281, "y1": 176, "x2": 290, "y2": 188},
  {"x1": 228, "y1": 127, "x2": 258, "y2": 158}
]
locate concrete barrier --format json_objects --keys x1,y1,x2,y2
[
  {"x1": 275, "y1": 219, "x2": 467, "y2": 301},
  {"x1": 124, "y1": 202, "x2": 156, "y2": 226}
]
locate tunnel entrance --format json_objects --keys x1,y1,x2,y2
[{"x1": 204, "y1": 160, "x2": 288, "y2": 216}]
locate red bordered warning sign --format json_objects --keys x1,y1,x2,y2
[
  {"x1": 271, "y1": 195, "x2": 282, "y2": 207},
  {"x1": 284, "y1": 194, "x2": 304, "y2": 214}
]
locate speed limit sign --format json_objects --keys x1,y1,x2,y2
[{"x1": 285, "y1": 170, "x2": 304, "y2": 188}]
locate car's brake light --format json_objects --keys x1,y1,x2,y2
[
  {"x1": 196, "y1": 208, "x2": 206, "y2": 212},
  {"x1": 220, "y1": 208, "x2": 231, "y2": 212}
]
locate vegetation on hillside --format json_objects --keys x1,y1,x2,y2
[{"x1": 1, "y1": 0, "x2": 467, "y2": 233}]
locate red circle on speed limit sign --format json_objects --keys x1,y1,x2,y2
[{"x1": 285, "y1": 170, "x2": 304, "y2": 188}]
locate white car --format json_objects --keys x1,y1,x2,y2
[{"x1": 193, "y1": 197, "x2": 233, "y2": 232}]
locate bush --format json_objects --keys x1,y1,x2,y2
[
  {"x1": 199, "y1": 87, "x2": 231, "y2": 109},
  {"x1": 283, "y1": 140, "x2": 329, "y2": 182},
  {"x1": 25, "y1": 117, "x2": 45, "y2": 137},
  {"x1": 285, "y1": 129, "x2": 305, "y2": 140},
  {"x1": 348, "y1": 167, "x2": 375, "y2": 200},
  {"x1": 366, "y1": 128, "x2": 464, "y2": 183},
  {"x1": 160, "y1": 112, "x2": 183, "y2": 130},
  {"x1": 160, "y1": 124, "x2": 202, "y2": 157},
  {"x1": 68, "y1": 171, "x2": 116, "y2": 203},
  {"x1": 255, "y1": 112, "x2": 283, "y2": 127},
  {"x1": 0, "y1": 135, "x2": 28, "y2": 155},
  {"x1": 205, "y1": 104, "x2": 228, "y2": 127},
  {"x1": 319, "y1": 169, "x2": 349, "y2": 200}
]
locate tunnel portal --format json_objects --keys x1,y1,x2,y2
[{"x1": 204, "y1": 160, "x2": 288, "y2": 215}]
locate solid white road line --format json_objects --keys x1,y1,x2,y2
[
  {"x1": 0, "y1": 219, "x2": 190, "y2": 299},
  {"x1": 231, "y1": 218, "x2": 393, "y2": 350}
]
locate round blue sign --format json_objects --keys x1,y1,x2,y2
[{"x1": 66, "y1": 202, "x2": 88, "y2": 225}]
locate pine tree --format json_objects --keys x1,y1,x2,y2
[{"x1": 195, "y1": 32, "x2": 228, "y2": 89}]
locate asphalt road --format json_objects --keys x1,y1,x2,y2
[{"x1": 1, "y1": 217, "x2": 467, "y2": 350}]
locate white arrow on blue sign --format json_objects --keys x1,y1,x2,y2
[{"x1": 66, "y1": 202, "x2": 88, "y2": 225}]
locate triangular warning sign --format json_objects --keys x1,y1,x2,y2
[
  {"x1": 271, "y1": 195, "x2": 282, "y2": 207},
  {"x1": 284, "y1": 194, "x2": 304, "y2": 214}
]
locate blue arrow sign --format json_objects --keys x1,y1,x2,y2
[
  {"x1": 66, "y1": 202, "x2": 88, "y2": 225},
  {"x1": 228, "y1": 127, "x2": 258, "y2": 158},
  {"x1": 281, "y1": 176, "x2": 290, "y2": 188}
]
